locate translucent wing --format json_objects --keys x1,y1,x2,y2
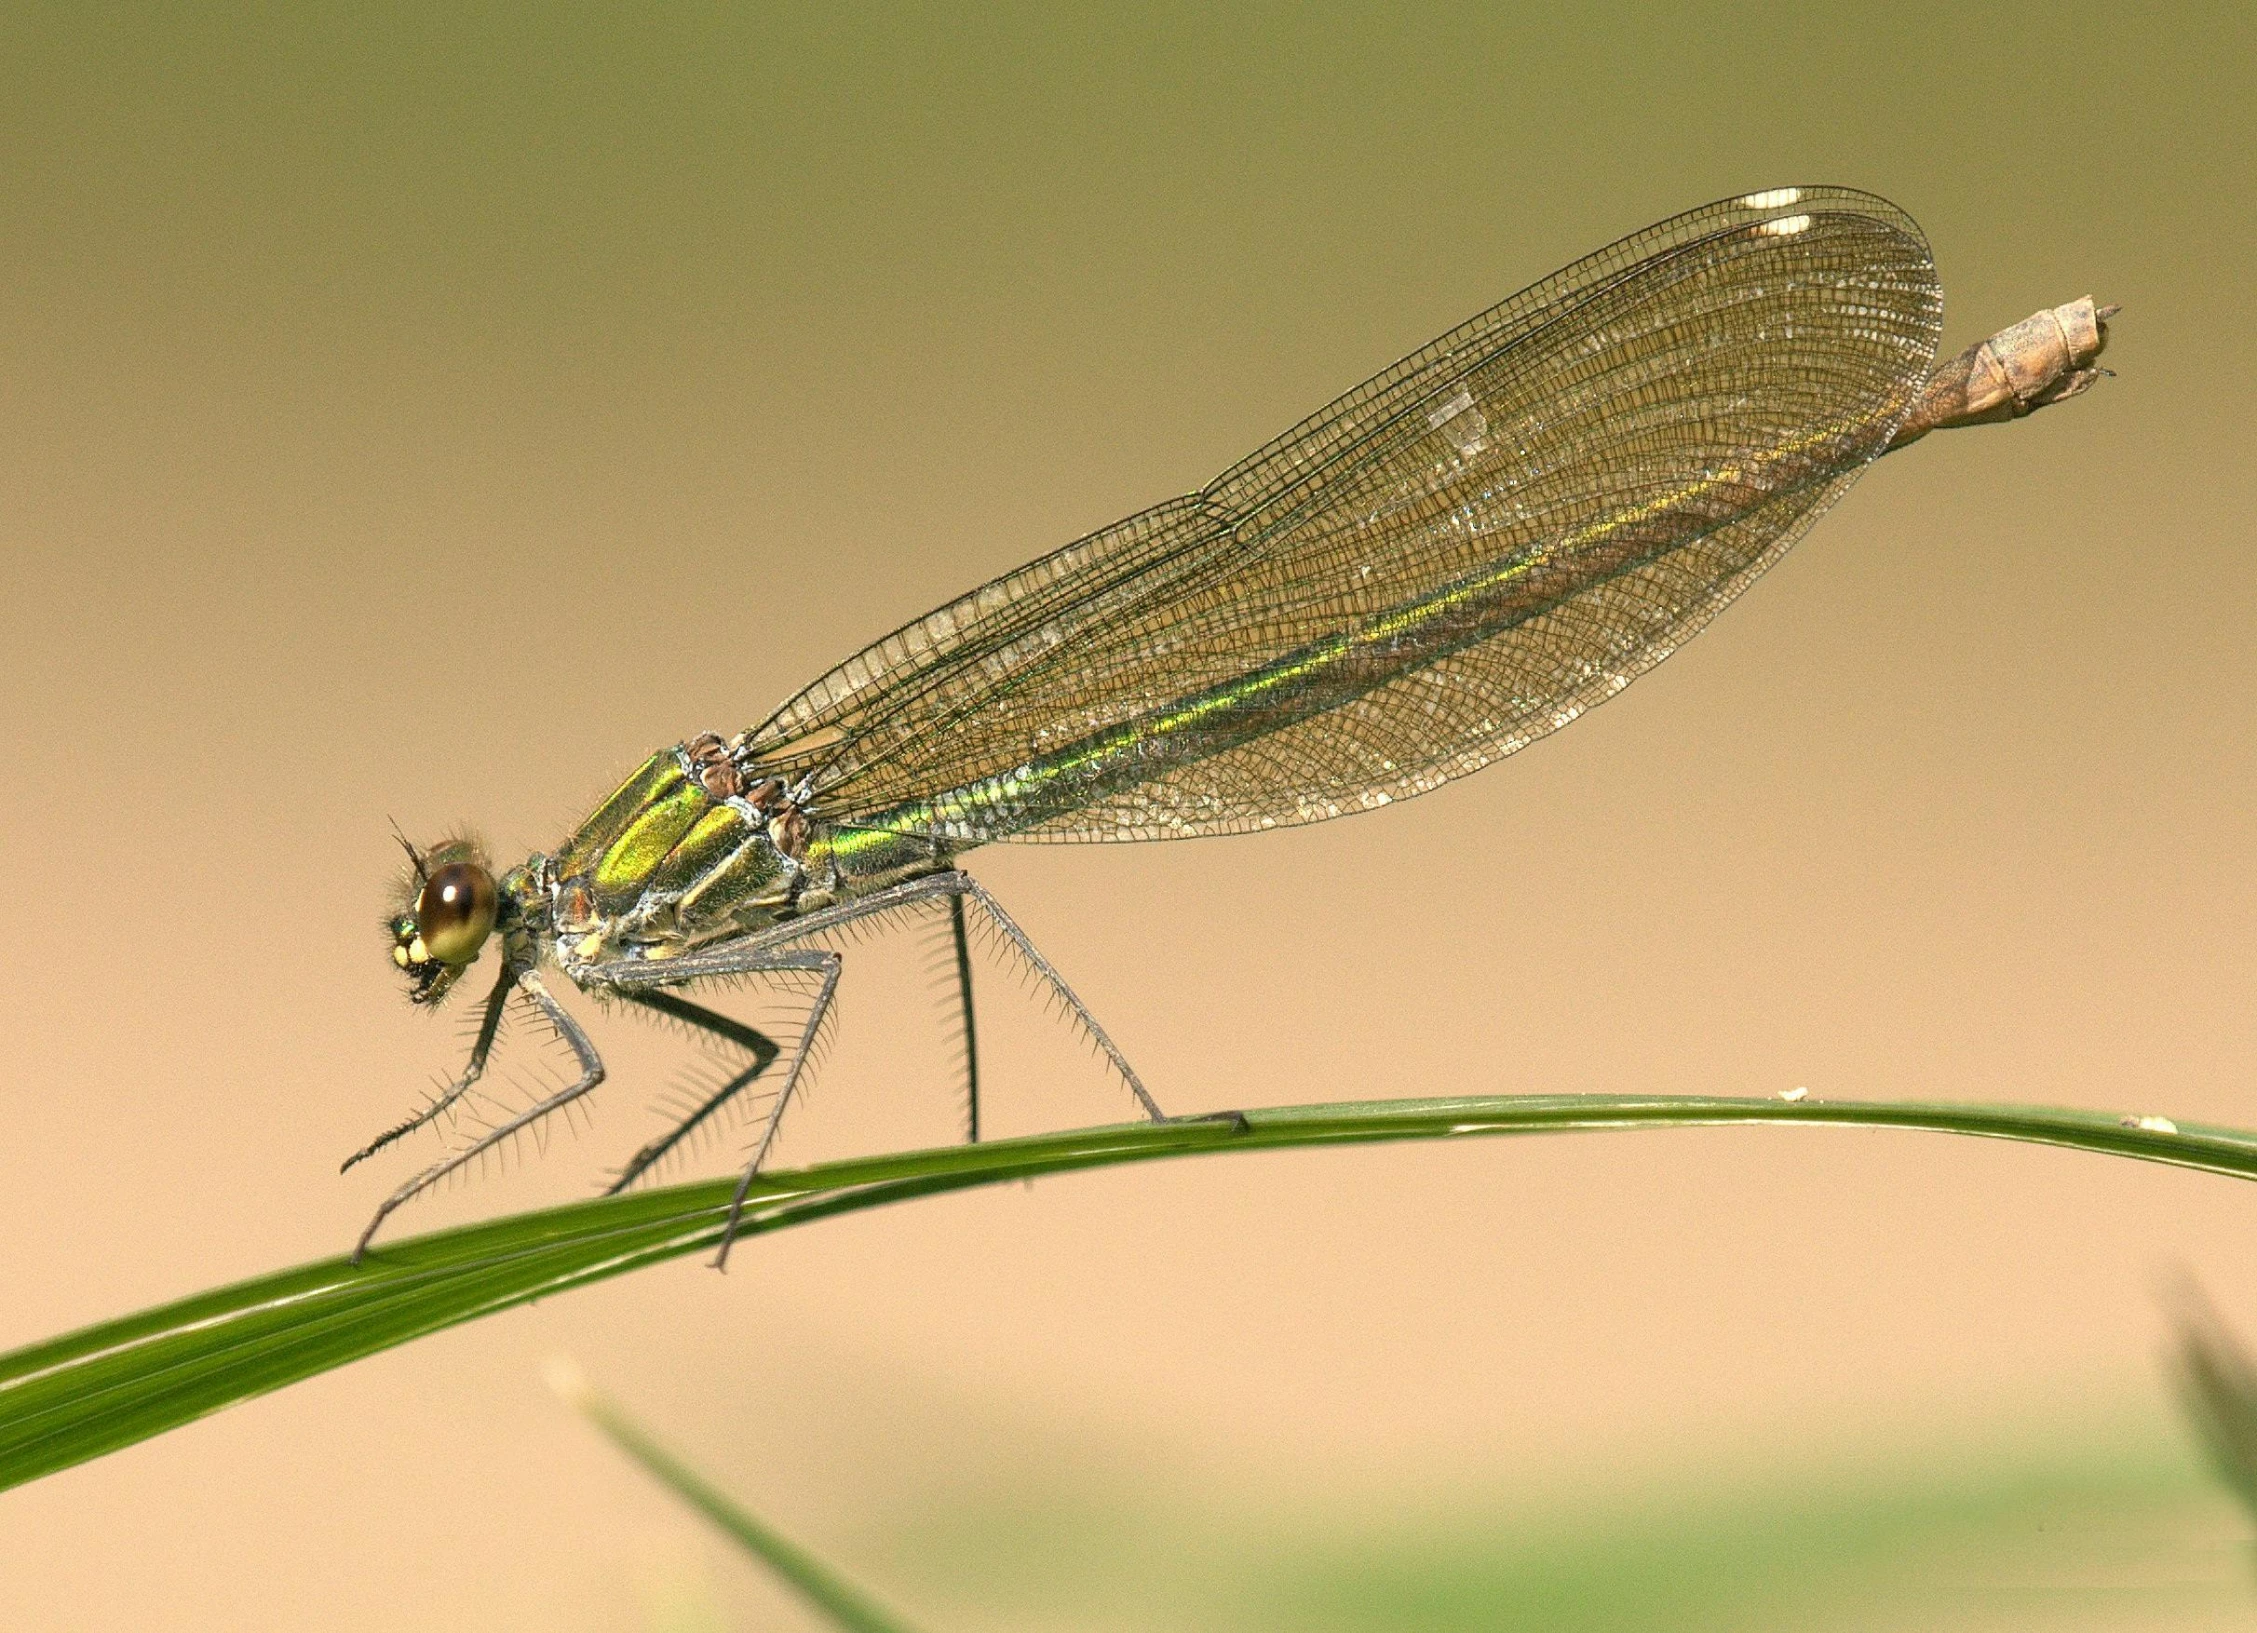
[{"x1": 748, "y1": 187, "x2": 1943, "y2": 843}]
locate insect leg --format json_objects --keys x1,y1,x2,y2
[
  {"x1": 718, "y1": 949, "x2": 841, "y2": 1268},
  {"x1": 340, "y1": 961, "x2": 516, "y2": 1174},
  {"x1": 604, "y1": 991, "x2": 782, "y2": 1195},
  {"x1": 589, "y1": 867, "x2": 1164, "y2": 1240},
  {"x1": 600, "y1": 945, "x2": 844, "y2": 1269},
  {"x1": 350, "y1": 971, "x2": 604, "y2": 1263},
  {"x1": 651, "y1": 869, "x2": 1164, "y2": 1128},
  {"x1": 947, "y1": 873, "x2": 1166, "y2": 1125},
  {"x1": 948, "y1": 892, "x2": 981, "y2": 1144}
]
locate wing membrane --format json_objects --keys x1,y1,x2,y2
[{"x1": 749, "y1": 188, "x2": 1943, "y2": 843}]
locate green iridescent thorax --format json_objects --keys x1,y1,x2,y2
[
  {"x1": 542, "y1": 748, "x2": 794, "y2": 965},
  {"x1": 538, "y1": 742, "x2": 970, "y2": 978}
]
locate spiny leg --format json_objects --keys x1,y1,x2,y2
[
  {"x1": 351, "y1": 971, "x2": 604, "y2": 1263},
  {"x1": 948, "y1": 892, "x2": 981, "y2": 1144},
  {"x1": 594, "y1": 868, "x2": 1172, "y2": 1262},
  {"x1": 600, "y1": 943, "x2": 845, "y2": 1268},
  {"x1": 710, "y1": 949, "x2": 841, "y2": 1270},
  {"x1": 341, "y1": 962, "x2": 516, "y2": 1174},
  {"x1": 945, "y1": 875, "x2": 1247, "y2": 1132},
  {"x1": 621, "y1": 870, "x2": 1167, "y2": 1128},
  {"x1": 947, "y1": 873, "x2": 1164, "y2": 1124},
  {"x1": 604, "y1": 991, "x2": 782, "y2": 1195}
]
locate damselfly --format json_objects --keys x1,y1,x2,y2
[{"x1": 349, "y1": 186, "x2": 2113, "y2": 1263}]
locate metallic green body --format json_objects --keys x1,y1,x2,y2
[{"x1": 536, "y1": 747, "x2": 955, "y2": 983}]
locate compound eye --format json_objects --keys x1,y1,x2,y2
[{"x1": 416, "y1": 861, "x2": 497, "y2": 965}]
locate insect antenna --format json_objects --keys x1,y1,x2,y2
[{"x1": 389, "y1": 819, "x2": 430, "y2": 886}]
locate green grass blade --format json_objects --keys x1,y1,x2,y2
[
  {"x1": 4, "y1": 1091, "x2": 2251, "y2": 1494},
  {"x1": 876, "y1": 1428, "x2": 2229, "y2": 1630},
  {"x1": 2171, "y1": 1284, "x2": 2257, "y2": 1533},
  {"x1": 549, "y1": 1359, "x2": 928, "y2": 1633}
]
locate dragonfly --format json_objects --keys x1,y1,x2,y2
[{"x1": 347, "y1": 185, "x2": 2113, "y2": 1265}]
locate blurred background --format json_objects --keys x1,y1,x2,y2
[{"x1": 3, "y1": 3, "x2": 2255, "y2": 1627}]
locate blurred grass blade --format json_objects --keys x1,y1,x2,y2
[
  {"x1": 2171, "y1": 1284, "x2": 2257, "y2": 1532},
  {"x1": 549, "y1": 1359, "x2": 928, "y2": 1633},
  {"x1": 6, "y1": 1091, "x2": 2257, "y2": 1494}
]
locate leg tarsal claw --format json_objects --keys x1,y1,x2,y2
[{"x1": 1172, "y1": 1109, "x2": 1253, "y2": 1134}]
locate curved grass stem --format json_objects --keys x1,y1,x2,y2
[{"x1": 2, "y1": 1089, "x2": 2248, "y2": 1492}]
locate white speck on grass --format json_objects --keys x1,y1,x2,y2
[
  {"x1": 2120, "y1": 1114, "x2": 2179, "y2": 1135},
  {"x1": 1780, "y1": 1087, "x2": 1809, "y2": 1103}
]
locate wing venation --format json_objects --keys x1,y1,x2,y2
[{"x1": 746, "y1": 187, "x2": 1943, "y2": 844}]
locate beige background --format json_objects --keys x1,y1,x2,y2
[{"x1": 3, "y1": 3, "x2": 2254, "y2": 1627}]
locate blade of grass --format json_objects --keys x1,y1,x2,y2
[
  {"x1": 2170, "y1": 1282, "x2": 2257, "y2": 1556},
  {"x1": 875, "y1": 1424, "x2": 2226, "y2": 1631},
  {"x1": 5, "y1": 1090, "x2": 2253, "y2": 1494},
  {"x1": 548, "y1": 1358, "x2": 929, "y2": 1633}
]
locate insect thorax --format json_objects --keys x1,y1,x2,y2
[{"x1": 538, "y1": 738, "x2": 953, "y2": 976}]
